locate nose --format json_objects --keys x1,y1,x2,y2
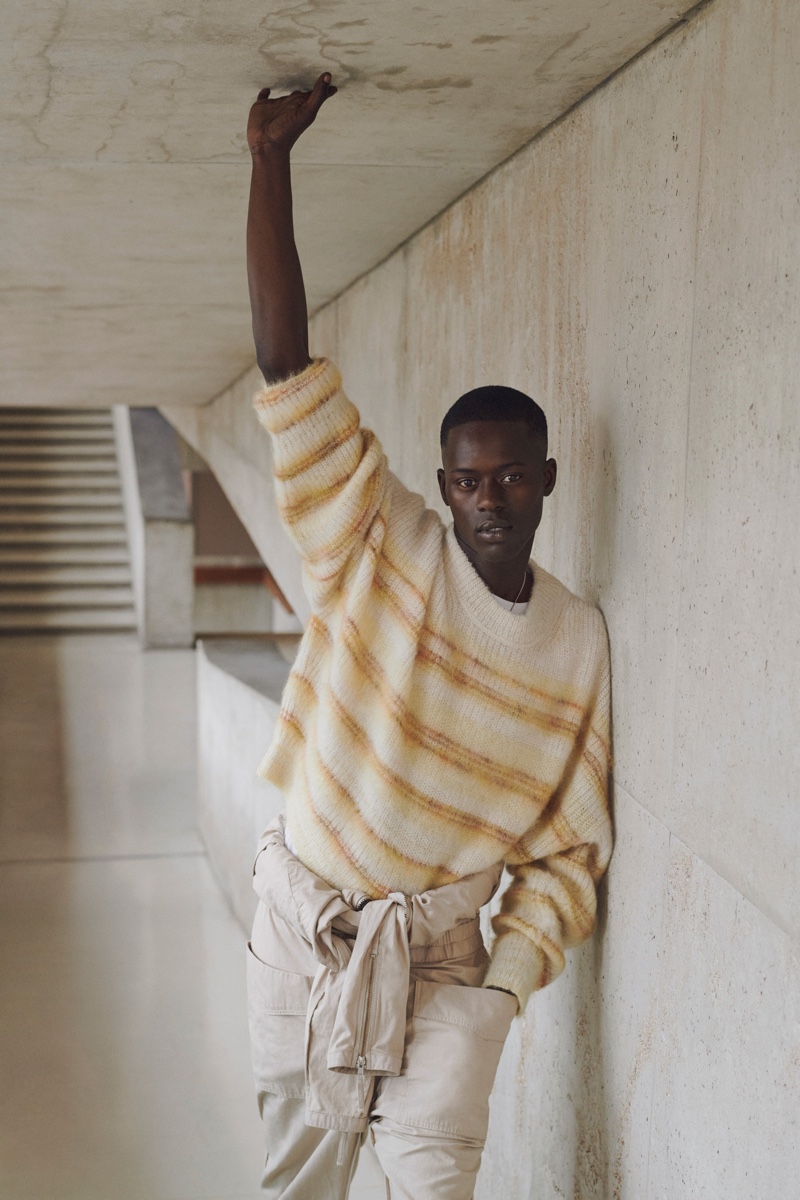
[{"x1": 476, "y1": 478, "x2": 505, "y2": 511}]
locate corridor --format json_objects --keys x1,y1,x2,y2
[{"x1": 0, "y1": 635, "x2": 383, "y2": 1199}]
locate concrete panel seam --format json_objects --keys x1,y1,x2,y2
[
  {"x1": 642, "y1": 831, "x2": 675, "y2": 1200},
  {"x1": 617, "y1": 780, "x2": 796, "y2": 945}
]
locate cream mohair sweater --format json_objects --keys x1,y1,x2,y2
[{"x1": 253, "y1": 358, "x2": 612, "y2": 1010}]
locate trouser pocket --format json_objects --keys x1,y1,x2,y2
[
  {"x1": 246, "y1": 941, "x2": 311, "y2": 1101},
  {"x1": 374, "y1": 980, "x2": 516, "y2": 1142}
]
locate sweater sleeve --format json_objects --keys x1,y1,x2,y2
[
  {"x1": 253, "y1": 358, "x2": 388, "y2": 610},
  {"x1": 483, "y1": 615, "x2": 613, "y2": 1011}
]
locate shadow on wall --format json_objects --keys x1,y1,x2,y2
[
  {"x1": 570, "y1": 878, "x2": 612, "y2": 1195},
  {"x1": 589, "y1": 412, "x2": 619, "y2": 603},
  {"x1": 567, "y1": 406, "x2": 616, "y2": 1193}
]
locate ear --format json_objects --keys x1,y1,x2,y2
[
  {"x1": 543, "y1": 458, "x2": 557, "y2": 497},
  {"x1": 436, "y1": 467, "x2": 450, "y2": 507}
]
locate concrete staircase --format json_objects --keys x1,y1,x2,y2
[{"x1": 0, "y1": 409, "x2": 136, "y2": 632}]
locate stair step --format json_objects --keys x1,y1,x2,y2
[
  {"x1": 0, "y1": 457, "x2": 118, "y2": 473},
  {"x1": 0, "y1": 474, "x2": 119, "y2": 491},
  {"x1": 0, "y1": 411, "x2": 112, "y2": 427},
  {"x1": 0, "y1": 444, "x2": 118, "y2": 456},
  {"x1": 0, "y1": 430, "x2": 115, "y2": 445},
  {"x1": 0, "y1": 526, "x2": 128, "y2": 546},
  {"x1": 0, "y1": 424, "x2": 113, "y2": 439},
  {"x1": 0, "y1": 585, "x2": 134, "y2": 610},
  {"x1": 0, "y1": 490, "x2": 122, "y2": 508},
  {"x1": 0, "y1": 544, "x2": 129, "y2": 566},
  {"x1": 0, "y1": 509, "x2": 124, "y2": 527},
  {"x1": 0, "y1": 407, "x2": 139, "y2": 636},
  {"x1": 0, "y1": 608, "x2": 136, "y2": 632},
  {"x1": 0, "y1": 565, "x2": 132, "y2": 586},
  {"x1": 0, "y1": 405, "x2": 111, "y2": 414}
]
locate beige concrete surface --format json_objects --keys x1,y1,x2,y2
[
  {"x1": 194, "y1": 582, "x2": 274, "y2": 636},
  {"x1": 648, "y1": 839, "x2": 800, "y2": 1199},
  {"x1": 479, "y1": 785, "x2": 673, "y2": 1199},
  {"x1": 668, "y1": 0, "x2": 800, "y2": 936},
  {"x1": 0, "y1": 636, "x2": 199, "y2": 863},
  {"x1": 0, "y1": 634, "x2": 385, "y2": 1199},
  {"x1": 196, "y1": 639, "x2": 287, "y2": 930},
  {"x1": 113, "y1": 405, "x2": 194, "y2": 647},
  {"x1": 1, "y1": 0, "x2": 701, "y2": 410},
  {"x1": 163, "y1": 374, "x2": 310, "y2": 621},
  {"x1": 166, "y1": 0, "x2": 800, "y2": 1193}
]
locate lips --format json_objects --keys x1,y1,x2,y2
[{"x1": 476, "y1": 521, "x2": 512, "y2": 539}]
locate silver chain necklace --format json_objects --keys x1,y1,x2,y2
[{"x1": 511, "y1": 567, "x2": 530, "y2": 607}]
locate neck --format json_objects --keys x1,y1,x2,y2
[{"x1": 454, "y1": 530, "x2": 534, "y2": 603}]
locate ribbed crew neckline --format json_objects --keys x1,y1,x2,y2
[{"x1": 444, "y1": 524, "x2": 568, "y2": 649}]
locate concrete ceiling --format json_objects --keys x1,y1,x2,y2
[{"x1": 1, "y1": 0, "x2": 697, "y2": 409}]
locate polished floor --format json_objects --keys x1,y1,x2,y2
[{"x1": 0, "y1": 635, "x2": 384, "y2": 1200}]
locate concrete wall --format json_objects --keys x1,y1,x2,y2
[
  {"x1": 196, "y1": 640, "x2": 290, "y2": 929},
  {"x1": 113, "y1": 406, "x2": 194, "y2": 647},
  {"x1": 194, "y1": 583, "x2": 274, "y2": 637},
  {"x1": 166, "y1": 0, "x2": 800, "y2": 1194},
  {"x1": 165, "y1": 384, "x2": 311, "y2": 623}
]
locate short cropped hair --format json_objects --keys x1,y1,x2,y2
[{"x1": 440, "y1": 385, "x2": 548, "y2": 450}]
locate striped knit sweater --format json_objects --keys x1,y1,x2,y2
[{"x1": 253, "y1": 358, "x2": 612, "y2": 1010}]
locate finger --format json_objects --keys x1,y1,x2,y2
[
  {"x1": 307, "y1": 71, "x2": 335, "y2": 112},
  {"x1": 256, "y1": 87, "x2": 271, "y2": 101}
]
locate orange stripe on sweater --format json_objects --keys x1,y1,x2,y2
[
  {"x1": 377, "y1": 543, "x2": 429, "y2": 611},
  {"x1": 277, "y1": 675, "x2": 464, "y2": 890},
  {"x1": 273, "y1": 417, "x2": 361, "y2": 482},
  {"x1": 292, "y1": 753, "x2": 388, "y2": 897},
  {"x1": 372, "y1": 573, "x2": 584, "y2": 739},
  {"x1": 341, "y1": 617, "x2": 552, "y2": 803},
  {"x1": 326, "y1": 689, "x2": 519, "y2": 846},
  {"x1": 492, "y1": 911, "x2": 565, "y2": 979},
  {"x1": 371, "y1": 569, "x2": 422, "y2": 638},
  {"x1": 415, "y1": 641, "x2": 581, "y2": 738},
  {"x1": 278, "y1": 470, "x2": 357, "y2": 523},
  {"x1": 287, "y1": 452, "x2": 386, "y2": 565},
  {"x1": 307, "y1": 750, "x2": 459, "y2": 893},
  {"x1": 373, "y1": 550, "x2": 592, "y2": 725},
  {"x1": 420, "y1": 625, "x2": 587, "y2": 719},
  {"x1": 581, "y1": 741, "x2": 608, "y2": 795},
  {"x1": 253, "y1": 364, "x2": 339, "y2": 432},
  {"x1": 253, "y1": 358, "x2": 332, "y2": 406}
]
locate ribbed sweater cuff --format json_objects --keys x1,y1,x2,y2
[
  {"x1": 483, "y1": 930, "x2": 553, "y2": 1013},
  {"x1": 252, "y1": 357, "x2": 340, "y2": 434}
]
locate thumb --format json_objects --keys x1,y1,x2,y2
[{"x1": 307, "y1": 72, "x2": 334, "y2": 113}]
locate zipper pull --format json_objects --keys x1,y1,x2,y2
[{"x1": 356, "y1": 1054, "x2": 366, "y2": 1074}]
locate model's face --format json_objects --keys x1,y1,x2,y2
[{"x1": 437, "y1": 421, "x2": 557, "y2": 569}]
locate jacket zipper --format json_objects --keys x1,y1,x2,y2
[{"x1": 355, "y1": 950, "x2": 378, "y2": 1116}]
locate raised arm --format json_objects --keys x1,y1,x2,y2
[{"x1": 246, "y1": 73, "x2": 337, "y2": 383}]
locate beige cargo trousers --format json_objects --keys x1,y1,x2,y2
[{"x1": 247, "y1": 818, "x2": 517, "y2": 1199}]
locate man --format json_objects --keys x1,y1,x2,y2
[{"x1": 245, "y1": 72, "x2": 612, "y2": 1200}]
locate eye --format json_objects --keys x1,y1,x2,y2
[
  {"x1": 455, "y1": 478, "x2": 477, "y2": 489},
  {"x1": 501, "y1": 473, "x2": 522, "y2": 484}
]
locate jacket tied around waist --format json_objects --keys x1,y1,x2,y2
[{"x1": 250, "y1": 815, "x2": 509, "y2": 1132}]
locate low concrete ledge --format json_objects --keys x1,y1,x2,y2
[
  {"x1": 113, "y1": 406, "x2": 193, "y2": 648},
  {"x1": 197, "y1": 638, "x2": 291, "y2": 929}
]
